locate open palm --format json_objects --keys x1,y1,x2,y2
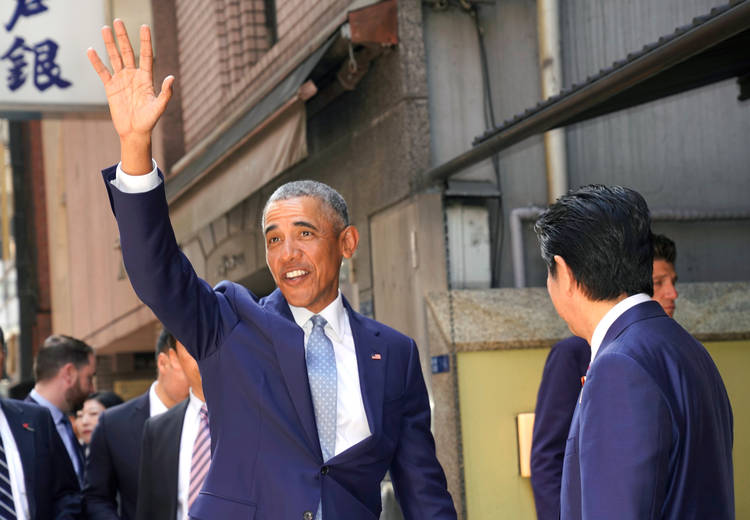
[{"x1": 87, "y1": 20, "x2": 173, "y2": 142}]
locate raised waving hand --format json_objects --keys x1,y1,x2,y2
[{"x1": 87, "y1": 20, "x2": 173, "y2": 174}]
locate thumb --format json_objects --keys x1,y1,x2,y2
[{"x1": 155, "y1": 75, "x2": 174, "y2": 113}]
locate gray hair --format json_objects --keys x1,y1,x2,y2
[{"x1": 262, "y1": 180, "x2": 349, "y2": 231}]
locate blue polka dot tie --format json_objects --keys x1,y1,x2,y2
[
  {"x1": 306, "y1": 315, "x2": 337, "y2": 520},
  {"x1": 306, "y1": 315, "x2": 337, "y2": 461}
]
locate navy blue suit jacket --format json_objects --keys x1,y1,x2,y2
[
  {"x1": 560, "y1": 301, "x2": 734, "y2": 519},
  {"x1": 84, "y1": 392, "x2": 150, "y2": 520},
  {"x1": 135, "y1": 399, "x2": 187, "y2": 520},
  {"x1": 102, "y1": 166, "x2": 456, "y2": 519},
  {"x1": 531, "y1": 336, "x2": 590, "y2": 520},
  {"x1": 2, "y1": 398, "x2": 82, "y2": 519}
]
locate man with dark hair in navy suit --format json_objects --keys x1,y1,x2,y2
[
  {"x1": 84, "y1": 328, "x2": 188, "y2": 520},
  {"x1": 87, "y1": 20, "x2": 455, "y2": 519},
  {"x1": 534, "y1": 185, "x2": 733, "y2": 519},
  {"x1": 0, "y1": 327, "x2": 83, "y2": 518},
  {"x1": 530, "y1": 233, "x2": 680, "y2": 519}
]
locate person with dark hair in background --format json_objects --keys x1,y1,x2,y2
[
  {"x1": 530, "y1": 233, "x2": 680, "y2": 519},
  {"x1": 136, "y1": 340, "x2": 207, "y2": 520},
  {"x1": 533, "y1": 185, "x2": 733, "y2": 519},
  {"x1": 84, "y1": 328, "x2": 188, "y2": 520},
  {"x1": 0, "y1": 327, "x2": 84, "y2": 518},
  {"x1": 77, "y1": 391, "x2": 124, "y2": 458},
  {"x1": 26, "y1": 335, "x2": 96, "y2": 485}
]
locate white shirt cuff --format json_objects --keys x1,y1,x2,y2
[{"x1": 112, "y1": 159, "x2": 162, "y2": 193}]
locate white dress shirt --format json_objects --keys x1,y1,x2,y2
[
  {"x1": 116, "y1": 161, "x2": 373, "y2": 456},
  {"x1": 0, "y1": 407, "x2": 29, "y2": 519},
  {"x1": 590, "y1": 293, "x2": 652, "y2": 361},
  {"x1": 148, "y1": 381, "x2": 169, "y2": 418},
  {"x1": 289, "y1": 292, "x2": 372, "y2": 456},
  {"x1": 176, "y1": 390, "x2": 206, "y2": 520}
]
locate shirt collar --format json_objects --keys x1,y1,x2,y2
[
  {"x1": 148, "y1": 381, "x2": 169, "y2": 417},
  {"x1": 188, "y1": 388, "x2": 205, "y2": 410},
  {"x1": 590, "y1": 293, "x2": 651, "y2": 361},
  {"x1": 288, "y1": 291, "x2": 346, "y2": 343},
  {"x1": 29, "y1": 388, "x2": 65, "y2": 423}
]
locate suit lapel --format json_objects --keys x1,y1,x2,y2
[
  {"x1": 264, "y1": 289, "x2": 322, "y2": 458},
  {"x1": 345, "y1": 300, "x2": 386, "y2": 441},
  {"x1": 2, "y1": 400, "x2": 36, "y2": 516}
]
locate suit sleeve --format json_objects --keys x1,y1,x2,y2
[
  {"x1": 83, "y1": 411, "x2": 119, "y2": 519},
  {"x1": 579, "y1": 352, "x2": 671, "y2": 519},
  {"x1": 530, "y1": 340, "x2": 587, "y2": 520},
  {"x1": 101, "y1": 165, "x2": 239, "y2": 360},
  {"x1": 389, "y1": 340, "x2": 457, "y2": 520},
  {"x1": 41, "y1": 409, "x2": 83, "y2": 519}
]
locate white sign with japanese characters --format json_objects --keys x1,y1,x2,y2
[{"x1": 0, "y1": 0, "x2": 107, "y2": 111}]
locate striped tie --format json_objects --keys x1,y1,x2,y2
[
  {"x1": 0, "y1": 434, "x2": 17, "y2": 519},
  {"x1": 188, "y1": 404, "x2": 210, "y2": 509}
]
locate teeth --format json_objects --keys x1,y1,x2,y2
[{"x1": 285, "y1": 270, "x2": 307, "y2": 279}]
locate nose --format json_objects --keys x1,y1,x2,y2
[
  {"x1": 666, "y1": 281, "x2": 678, "y2": 300},
  {"x1": 279, "y1": 237, "x2": 300, "y2": 261}
]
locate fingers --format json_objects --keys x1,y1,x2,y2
[
  {"x1": 156, "y1": 76, "x2": 175, "y2": 113},
  {"x1": 139, "y1": 25, "x2": 153, "y2": 74},
  {"x1": 101, "y1": 25, "x2": 123, "y2": 73},
  {"x1": 114, "y1": 19, "x2": 137, "y2": 69},
  {"x1": 87, "y1": 48, "x2": 112, "y2": 84}
]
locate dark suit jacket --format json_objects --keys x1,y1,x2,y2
[
  {"x1": 2, "y1": 398, "x2": 82, "y2": 519},
  {"x1": 561, "y1": 301, "x2": 734, "y2": 519},
  {"x1": 531, "y1": 336, "x2": 590, "y2": 520},
  {"x1": 103, "y1": 165, "x2": 456, "y2": 519},
  {"x1": 24, "y1": 394, "x2": 84, "y2": 484},
  {"x1": 135, "y1": 399, "x2": 188, "y2": 520},
  {"x1": 84, "y1": 392, "x2": 150, "y2": 520}
]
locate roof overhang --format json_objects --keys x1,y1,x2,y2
[{"x1": 420, "y1": 0, "x2": 750, "y2": 189}]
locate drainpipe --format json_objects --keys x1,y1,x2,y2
[
  {"x1": 537, "y1": 0, "x2": 568, "y2": 203},
  {"x1": 511, "y1": 207, "x2": 750, "y2": 288}
]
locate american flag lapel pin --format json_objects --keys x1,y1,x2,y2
[{"x1": 371, "y1": 353, "x2": 382, "y2": 360}]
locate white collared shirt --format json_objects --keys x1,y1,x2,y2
[
  {"x1": 289, "y1": 292, "x2": 372, "y2": 456},
  {"x1": 0, "y1": 406, "x2": 29, "y2": 519},
  {"x1": 177, "y1": 390, "x2": 206, "y2": 520},
  {"x1": 116, "y1": 163, "x2": 372, "y2": 456},
  {"x1": 148, "y1": 381, "x2": 169, "y2": 418},
  {"x1": 590, "y1": 293, "x2": 652, "y2": 361}
]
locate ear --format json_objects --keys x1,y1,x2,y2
[
  {"x1": 62, "y1": 362, "x2": 76, "y2": 384},
  {"x1": 156, "y1": 351, "x2": 169, "y2": 374},
  {"x1": 552, "y1": 255, "x2": 576, "y2": 295},
  {"x1": 339, "y1": 225, "x2": 359, "y2": 259}
]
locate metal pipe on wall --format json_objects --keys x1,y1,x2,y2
[
  {"x1": 537, "y1": 0, "x2": 568, "y2": 203},
  {"x1": 510, "y1": 206, "x2": 750, "y2": 288}
]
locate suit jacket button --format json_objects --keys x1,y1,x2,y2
[
  {"x1": 303, "y1": 511, "x2": 314, "y2": 520},
  {"x1": 320, "y1": 465, "x2": 330, "y2": 475}
]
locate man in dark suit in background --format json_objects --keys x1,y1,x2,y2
[
  {"x1": 26, "y1": 335, "x2": 96, "y2": 485},
  {"x1": 0, "y1": 326, "x2": 83, "y2": 518},
  {"x1": 534, "y1": 185, "x2": 733, "y2": 519},
  {"x1": 530, "y1": 234, "x2": 680, "y2": 519},
  {"x1": 84, "y1": 329, "x2": 188, "y2": 520},
  {"x1": 136, "y1": 339, "x2": 208, "y2": 520},
  {"x1": 88, "y1": 20, "x2": 455, "y2": 519}
]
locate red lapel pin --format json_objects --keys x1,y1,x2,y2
[
  {"x1": 22, "y1": 423, "x2": 34, "y2": 432},
  {"x1": 371, "y1": 353, "x2": 382, "y2": 360}
]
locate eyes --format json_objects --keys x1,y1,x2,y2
[{"x1": 267, "y1": 229, "x2": 314, "y2": 246}]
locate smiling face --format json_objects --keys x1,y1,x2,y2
[{"x1": 264, "y1": 196, "x2": 358, "y2": 313}]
